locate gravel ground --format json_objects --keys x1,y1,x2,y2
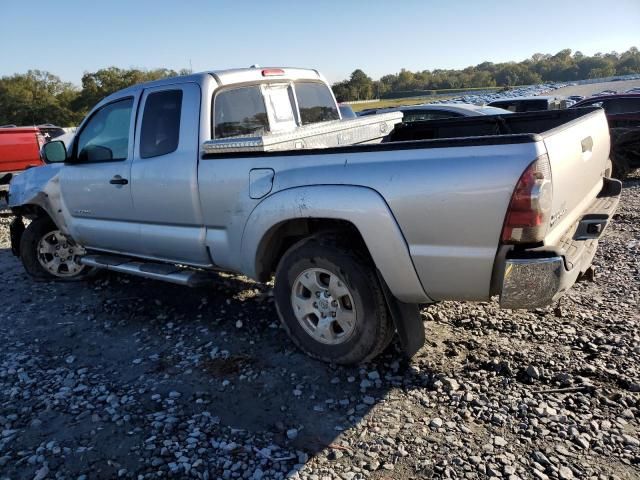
[{"x1": 0, "y1": 175, "x2": 638, "y2": 480}]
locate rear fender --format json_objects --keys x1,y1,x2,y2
[{"x1": 241, "y1": 185, "x2": 431, "y2": 304}]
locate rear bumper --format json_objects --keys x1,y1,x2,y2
[{"x1": 499, "y1": 177, "x2": 621, "y2": 309}]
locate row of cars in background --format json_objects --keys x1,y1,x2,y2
[{"x1": 347, "y1": 87, "x2": 640, "y2": 179}]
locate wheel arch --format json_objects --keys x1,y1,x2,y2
[{"x1": 241, "y1": 185, "x2": 431, "y2": 304}]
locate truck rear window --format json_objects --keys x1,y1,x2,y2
[
  {"x1": 214, "y1": 86, "x2": 269, "y2": 138},
  {"x1": 294, "y1": 82, "x2": 339, "y2": 125}
]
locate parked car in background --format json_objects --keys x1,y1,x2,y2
[
  {"x1": 358, "y1": 103, "x2": 512, "y2": 122},
  {"x1": 593, "y1": 90, "x2": 617, "y2": 96},
  {"x1": 487, "y1": 96, "x2": 567, "y2": 112},
  {"x1": 0, "y1": 126, "x2": 46, "y2": 202},
  {"x1": 36, "y1": 124, "x2": 66, "y2": 141},
  {"x1": 338, "y1": 104, "x2": 357, "y2": 119},
  {"x1": 572, "y1": 94, "x2": 640, "y2": 178},
  {"x1": 8, "y1": 67, "x2": 620, "y2": 365}
]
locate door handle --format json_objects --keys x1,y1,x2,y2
[{"x1": 109, "y1": 175, "x2": 128, "y2": 185}]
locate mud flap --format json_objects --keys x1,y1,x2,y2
[
  {"x1": 9, "y1": 216, "x2": 24, "y2": 257},
  {"x1": 377, "y1": 271, "x2": 425, "y2": 358}
]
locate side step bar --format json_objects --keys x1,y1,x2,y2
[{"x1": 80, "y1": 254, "x2": 214, "y2": 287}]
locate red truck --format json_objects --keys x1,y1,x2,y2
[{"x1": 0, "y1": 126, "x2": 46, "y2": 202}]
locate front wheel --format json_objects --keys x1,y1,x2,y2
[
  {"x1": 20, "y1": 216, "x2": 92, "y2": 281},
  {"x1": 274, "y1": 234, "x2": 394, "y2": 365}
]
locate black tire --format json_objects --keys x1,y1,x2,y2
[
  {"x1": 20, "y1": 216, "x2": 92, "y2": 281},
  {"x1": 611, "y1": 155, "x2": 630, "y2": 180},
  {"x1": 274, "y1": 233, "x2": 394, "y2": 365}
]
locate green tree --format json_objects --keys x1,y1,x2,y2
[
  {"x1": 72, "y1": 67, "x2": 183, "y2": 113},
  {"x1": 0, "y1": 70, "x2": 81, "y2": 126}
]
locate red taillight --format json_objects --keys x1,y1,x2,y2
[
  {"x1": 262, "y1": 68, "x2": 284, "y2": 76},
  {"x1": 501, "y1": 154, "x2": 553, "y2": 244}
]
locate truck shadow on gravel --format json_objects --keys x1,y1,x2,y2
[{"x1": 91, "y1": 271, "x2": 417, "y2": 452}]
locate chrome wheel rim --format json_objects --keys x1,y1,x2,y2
[
  {"x1": 291, "y1": 267, "x2": 357, "y2": 345},
  {"x1": 37, "y1": 230, "x2": 85, "y2": 278}
]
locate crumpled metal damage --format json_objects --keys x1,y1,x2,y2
[{"x1": 8, "y1": 164, "x2": 71, "y2": 233}]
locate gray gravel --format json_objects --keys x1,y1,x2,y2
[{"x1": 0, "y1": 174, "x2": 638, "y2": 479}]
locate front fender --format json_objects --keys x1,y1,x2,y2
[
  {"x1": 241, "y1": 185, "x2": 432, "y2": 304},
  {"x1": 8, "y1": 165, "x2": 69, "y2": 232}
]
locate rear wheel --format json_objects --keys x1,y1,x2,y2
[
  {"x1": 611, "y1": 155, "x2": 630, "y2": 180},
  {"x1": 20, "y1": 216, "x2": 92, "y2": 281},
  {"x1": 274, "y1": 234, "x2": 394, "y2": 364}
]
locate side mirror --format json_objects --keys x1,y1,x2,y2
[{"x1": 42, "y1": 140, "x2": 67, "y2": 163}]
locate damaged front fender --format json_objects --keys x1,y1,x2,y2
[{"x1": 8, "y1": 164, "x2": 70, "y2": 233}]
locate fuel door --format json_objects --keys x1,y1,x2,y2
[{"x1": 249, "y1": 168, "x2": 275, "y2": 199}]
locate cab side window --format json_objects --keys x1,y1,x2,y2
[
  {"x1": 77, "y1": 98, "x2": 133, "y2": 162},
  {"x1": 140, "y1": 90, "x2": 183, "y2": 158}
]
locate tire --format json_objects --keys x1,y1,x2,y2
[
  {"x1": 274, "y1": 233, "x2": 394, "y2": 365},
  {"x1": 611, "y1": 155, "x2": 630, "y2": 180},
  {"x1": 20, "y1": 216, "x2": 92, "y2": 281}
]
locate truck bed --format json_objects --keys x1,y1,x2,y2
[
  {"x1": 200, "y1": 106, "x2": 610, "y2": 302},
  {"x1": 387, "y1": 107, "x2": 600, "y2": 143},
  {"x1": 203, "y1": 107, "x2": 601, "y2": 158}
]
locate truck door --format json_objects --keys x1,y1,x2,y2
[
  {"x1": 129, "y1": 83, "x2": 210, "y2": 266},
  {"x1": 59, "y1": 96, "x2": 141, "y2": 253}
]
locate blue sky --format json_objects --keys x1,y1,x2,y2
[{"x1": 2, "y1": 0, "x2": 639, "y2": 84}]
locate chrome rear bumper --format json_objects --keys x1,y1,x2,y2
[{"x1": 500, "y1": 257, "x2": 564, "y2": 309}]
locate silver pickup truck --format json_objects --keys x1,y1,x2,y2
[{"x1": 7, "y1": 67, "x2": 621, "y2": 365}]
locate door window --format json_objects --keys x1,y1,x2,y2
[
  {"x1": 140, "y1": 90, "x2": 183, "y2": 158},
  {"x1": 76, "y1": 98, "x2": 133, "y2": 162}
]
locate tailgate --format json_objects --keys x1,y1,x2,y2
[{"x1": 542, "y1": 109, "x2": 610, "y2": 245}]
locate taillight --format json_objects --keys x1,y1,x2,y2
[{"x1": 501, "y1": 154, "x2": 553, "y2": 244}]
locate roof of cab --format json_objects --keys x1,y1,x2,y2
[{"x1": 99, "y1": 67, "x2": 324, "y2": 104}]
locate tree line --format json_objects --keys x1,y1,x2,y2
[
  {"x1": 332, "y1": 47, "x2": 640, "y2": 101},
  {"x1": 1, "y1": 48, "x2": 639, "y2": 126},
  {"x1": 0, "y1": 67, "x2": 190, "y2": 127}
]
